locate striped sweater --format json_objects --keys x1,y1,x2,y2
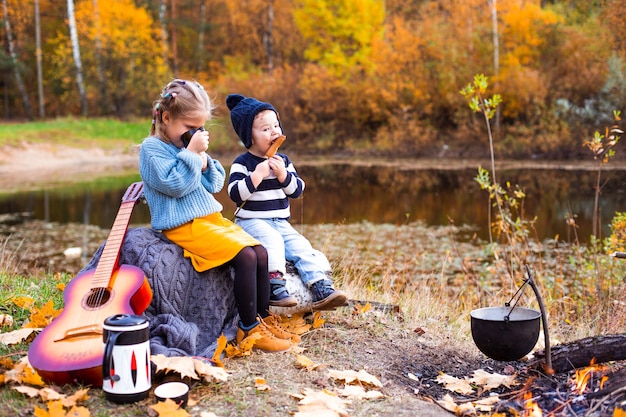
[{"x1": 228, "y1": 152, "x2": 304, "y2": 219}]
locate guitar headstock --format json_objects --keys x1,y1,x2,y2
[{"x1": 122, "y1": 182, "x2": 144, "y2": 204}]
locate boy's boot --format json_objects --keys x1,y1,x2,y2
[
  {"x1": 261, "y1": 313, "x2": 301, "y2": 343},
  {"x1": 236, "y1": 319, "x2": 292, "y2": 352},
  {"x1": 310, "y1": 279, "x2": 348, "y2": 311},
  {"x1": 269, "y1": 271, "x2": 298, "y2": 307}
]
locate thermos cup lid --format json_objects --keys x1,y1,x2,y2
[{"x1": 103, "y1": 314, "x2": 148, "y2": 330}]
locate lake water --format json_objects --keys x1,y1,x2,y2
[{"x1": 1, "y1": 162, "x2": 626, "y2": 242}]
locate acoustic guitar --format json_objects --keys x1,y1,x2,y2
[{"x1": 28, "y1": 182, "x2": 153, "y2": 387}]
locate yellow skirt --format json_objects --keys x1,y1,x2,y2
[{"x1": 163, "y1": 212, "x2": 260, "y2": 272}]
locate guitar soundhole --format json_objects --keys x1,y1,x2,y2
[{"x1": 84, "y1": 287, "x2": 112, "y2": 309}]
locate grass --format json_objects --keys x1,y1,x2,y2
[
  {"x1": 0, "y1": 117, "x2": 242, "y2": 154},
  {"x1": 1, "y1": 220, "x2": 625, "y2": 416}
]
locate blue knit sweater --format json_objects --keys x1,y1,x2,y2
[
  {"x1": 227, "y1": 151, "x2": 304, "y2": 219},
  {"x1": 138, "y1": 136, "x2": 226, "y2": 230}
]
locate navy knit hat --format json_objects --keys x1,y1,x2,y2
[{"x1": 226, "y1": 94, "x2": 280, "y2": 148}]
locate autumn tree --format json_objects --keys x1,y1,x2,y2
[
  {"x1": 293, "y1": 0, "x2": 384, "y2": 77},
  {"x1": 47, "y1": 0, "x2": 168, "y2": 117}
]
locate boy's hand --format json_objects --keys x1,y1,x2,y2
[
  {"x1": 268, "y1": 155, "x2": 287, "y2": 182},
  {"x1": 251, "y1": 159, "x2": 271, "y2": 187}
]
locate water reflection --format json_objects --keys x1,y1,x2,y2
[{"x1": 1, "y1": 164, "x2": 626, "y2": 242}]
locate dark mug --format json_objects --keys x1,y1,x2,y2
[{"x1": 102, "y1": 314, "x2": 151, "y2": 403}]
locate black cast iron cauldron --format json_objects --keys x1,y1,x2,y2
[
  {"x1": 470, "y1": 306, "x2": 540, "y2": 361},
  {"x1": 470, "y1": 266, "x2": 552, "y2": 366}
]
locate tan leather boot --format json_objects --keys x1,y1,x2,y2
[
  {"x1": 260, "y1": 314, "x2": 301, "y2": 343},
  {"x1": 236, "y1": 319, "x2": 292, "y2": 352}
]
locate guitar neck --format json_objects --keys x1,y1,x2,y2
[{"x1": 91, "y1": 182, "x2": 144, "y2": 288}]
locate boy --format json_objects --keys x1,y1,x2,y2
[{"x1": 226, "y1": 94, "x2": 347, "y2": 311}]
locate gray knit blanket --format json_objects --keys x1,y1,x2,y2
[
  {"x1": 81, "y1": 227, "x2": 316, "y2": 359},
  {"x1": 80, "y1": 227, "x2": 239, "y2": 358}
]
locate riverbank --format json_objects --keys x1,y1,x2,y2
[{"x1": 0, "y1": 142, "x2": 620, "y2": 194}]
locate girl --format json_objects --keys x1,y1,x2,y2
[{"x1": 139, "y1": 79, "x2": 297, "y2": 352}]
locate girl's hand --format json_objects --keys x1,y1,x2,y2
[
  {"x1": 268, "y1": 155, "x2": 287, "y2": 182},
  {"x1": 188, "y1": 129, "x2": 210, "y2": 154}
]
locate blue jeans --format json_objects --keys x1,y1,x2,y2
[{"x1": 235, "y1": 218, "x2": 331, "y2": 287}]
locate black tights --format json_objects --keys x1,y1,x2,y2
[{"x1": 230, "y1": 245, "x2": 269, "y2": 327}]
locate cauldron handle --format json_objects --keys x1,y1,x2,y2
[{"x1": 524, "y1": 265, "x2": 553, "y2": 373}]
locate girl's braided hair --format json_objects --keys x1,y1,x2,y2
[{"x1": 151, "y1": 79, "x2": 214, "y2": 138}]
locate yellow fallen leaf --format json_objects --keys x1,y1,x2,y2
[
  {"x1": 311, "y1": 311, "x2": 325, "y2": 329},
  {"x1": 61, "y1": 388, "x2": 90, "y2": 408},
  {"x1": 11, "y1": 296, "x2": 35, "y2": 310},
  {"x1": 150, "y1": 398, "x2": 190, "y2": 416},
  {"x1": 32, "y1": 399, "x2": 89, "y2": 417},
  {"x1": 26, "y1": 300, "x2": 61, "y2": 328},
  {"x1": 294, "y1": 354, "x2": 323, "y2": 371},
  {"x1": 4, "y1": 356, "x2": 33, "y2": 384},
  {"x1": 255, "y1": 377, "x2": 270, "y2": 391},
  {"x1": 352, "y1": 302, "x2": 371, "y2": 315},
  {"x1": 281, "y1": 313, "x2": 311, "y2": 335},
  {"x1": 212, "y1": 334, "x2": 227, "y2": 367},
  {"x1": 21, "y1": 364, "x2": 46, "y2": 386},
  {"x1": 436, "y1": 372, "x2": 475, "y2": 395}
]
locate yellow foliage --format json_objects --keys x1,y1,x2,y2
[
  {"x1": 33, "y1": 400, "x2": 90, "y2": 417},
  {"x1": 294, "y1": 0, "x2": 385, "y2": 77},
  {"x1": 212, "y1": 334, "x2": 228, "y2": 367},
  {"x1": 25, "y1": 300, "x2": 61, "y2": 329},
  {"x1": 11, "y1": 296, "x2": 35, "y2": 310},
  {"x1": 150, "y1": 399, "x2": 189, "y2": 416}
]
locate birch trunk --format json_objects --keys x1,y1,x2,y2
[
  {"x1": 159, "y1": 0, "x2": 169, "y2": 70},
  {"x1": 2, "y1": 0, "x2": 33, "y2": 119},
  {"x1": 263, "y1": 1, "x2": 274, "y2": 71},
  {"x1": 92, "y1": 0, "x2": 107, "y2": 114},
  {"x1": 488, "y1": 0, "x2": 500, "y2": 131},
  {"x1": 196, "y1": 0, "x2": 206, "y2": 73},
  {"x1": 67, "y1": 0, "x2": 88, "y2": 116},
  {"x1": 35, "y1": 0, "x2": 45, "y2": 118}
]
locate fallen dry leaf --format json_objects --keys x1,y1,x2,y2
[
  {"x1": 0, "y1": 313, "x2": 14, "y2": 327},
  {"x1": 280, "y1": 313, "x2": 311, "y2": 335},
  {"x1": 311, "y1": 311, "x2": 325, "y2": 329},
  {"x1": 150, "y1": 398, "x2": 190, "y2": 416},
  {"x1": 294, "y1": 354, "x2": 324, "y2": 371},
  {"x1": 4, "y1": 356, "x2": 44, "y2": 385},
  {"x1": 0, "y1": 327, "x2": 39, "y2": 345},
  {"x1": 25, "y1": 300, "x2": 61, "y2": 328},
  {"x1": 151, "y1": 355, "x2": 198, "y2": 380},
  {"x1": 352, "y1": 302, "x2": 371, "y2": 315},
  {"x1": 436, "y1": 372, "x2": 475, "y2": 395},
  {"x1": 212, "y1": 334, "x2": 228, "y2": 367},
  {"x1": 255, "y1": 377, "x2": 270, "y2": 391},
  {"x1": 295, "y1": 388, "x2": 351, "y2": 417},
  {"x1": 328, "y1": 369, "x2": 382, "y2": 388},
  {"x1": 470, "y1": 369, "x2": 518, "y2": 391},
  {"x1": 193, "y1": 358, "x2": 229, "y2": 383},
  {"x1": 336, "y1": 384, "x2": 384, "y2": 400},
  {"x1": 33, "y1": 399, "x2": 90, "y2": 417}
]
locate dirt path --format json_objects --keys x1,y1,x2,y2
[{"x1": 0, "y1": 143, "x2": 139, "y2": 192}]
